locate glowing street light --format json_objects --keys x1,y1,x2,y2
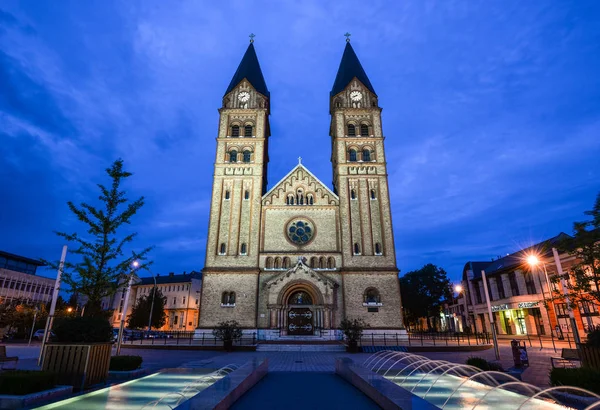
[
  {"x1": 526, "y1": 255, "x2": 539, "y2": 266},
  {"x1": 67, "y1": 307, "x2": 73, "y2": 313},
  {"x1": 116, "y1": 259, "x2": 141, "y2": 355},
  {"x1": 454, "y1": 284, "x2": 463, "y2": 293}
]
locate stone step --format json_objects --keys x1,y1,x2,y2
[{"x1": 256, "y1": 344, "x2": 346, "y2": 352}]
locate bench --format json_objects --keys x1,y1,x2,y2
[
  {"x1": 551, "y1": 348, "x2": 581, "y2": 368},
  {"x1": 0, "y1": 345, "x2": 19, "y2": 370}
]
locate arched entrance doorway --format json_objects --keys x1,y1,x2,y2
[
  {"x1": 274, "y1": 281, "x2": 330, "y2": 336},
  {"x1": 287, "y1": 290, "x2": 313, "y2": 335}
]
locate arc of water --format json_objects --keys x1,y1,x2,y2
[
  {"x1": 391, "y1": 358, "x2": 433, "y2": 380},
  {"x1": 409, "y1": 361, "x2": 458, "y2": 392},
  {"x1": 469, "y1": 381, "x2": 541, "y2": 410},
  {"x1": 440, "y1": 370, "x2": 522, "y2": 409},
  {"x1": 517, "y1": 386, "x2": 600, "y2": 410},
  {"x1": 585, "y1": 400, "x2": 600, "y2": 410},
  {"x1": 421, "y1": 364, "x2": 482, "y2": 399},
  {"x1": 364, "y1": 350, "x2": 390, "y2": 367},
  {"x1": 370, "y1": 351, "x2": 405, "y2": 371},
  {"x1": 383, "y1": 355, "x2": 428, "y2": 377},
  {"x1": 396, "y1": 360, "x2": 450, "y2": 386},
  {"x1": 375, "y1": 352, "x2": 412, "y2": 373}
]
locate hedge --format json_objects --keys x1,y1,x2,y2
[
  {"x1": 550, "y1": 367, "x2": 600, "y2": 395},
  {"x1": 53, "y1": 316, "x2": 113, "y2": 343},
  {"x1": 0, "y1": 371, "x2": 57, "y2": 395},
  {"x1": 466, "y1": 356, "x2": 504, "y2": 372},
  {"x1": 109, "y1": 355, "x2": 143, "y2": 371}
]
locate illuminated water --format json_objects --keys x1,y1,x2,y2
[
  {"x1": 34, "y1": 369, "x2": 223, "y2": 410},
  {"x1": 386, "y1": 373, "x2": 568, "y2": 409}
]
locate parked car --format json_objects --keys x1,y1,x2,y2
[{"x1": 32, "y1": 329, "x2": 55, "y2": 341}]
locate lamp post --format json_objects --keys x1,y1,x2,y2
[
  {"x1": 481, "y1": 270, "x2": 500, "y2": 360},
  {"x1": 147, "y1": 271, "x2": 157, "y2": 335},
  {"x1": 526, "y1": 254, "x2": 557, "y2": 350},
  {"x1": 116, "y1": 260, "x2": 139, "y2": 356},
  {"x1": 454, "y1": 284, "x2": 469, "y2": 332}
]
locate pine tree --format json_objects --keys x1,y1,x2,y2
[{"x1": 46, "y1": 159, "x2": 152, "y2": 317}]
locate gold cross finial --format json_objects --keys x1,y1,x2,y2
[
  {"x1": 249, "y1": 33, "x2": 255, "y2": 43},
  {"x1": 344, "y1": 32, "x2": 351, "y2": 42}
]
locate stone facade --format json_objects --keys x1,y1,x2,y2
[{"x1": 199, "y1": 42, "x2": 405, "y2": 337}]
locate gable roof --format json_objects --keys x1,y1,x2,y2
[
  {"x1": 262, "y1": 163, "x2": 339, "y2": 202},
  {"x1": 331, "y1": 42, "x2": 376, "y2": 97},
  {"x1": 225, "y1": 43, "x2": 269, "y2": 98},
  {"x1": 463, "y1": 232, "x2": 572, "y2": 280}
]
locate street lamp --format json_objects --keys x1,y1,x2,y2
[
  {"x1": 454, "y1": 284, "x2": 469, "y2": 332},
  {"x1": 67, "y1": 307, "x2": 73, "y2": 313},
  {"x1": 527, "y1": 250, "x2": 581, "y2": 345},
  {"x1": 526, "y1": 253, "x2": 557, "y2": 350},
  {"x1": 116, "y1": 260, "x2": 140, "y2": 356},
  {"x1": 147, "y1": 271, "x2": 157, "y2": 335}
]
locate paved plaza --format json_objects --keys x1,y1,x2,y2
[{"x1": 6, "y1": 342, "x2": 556, "y2": 387}]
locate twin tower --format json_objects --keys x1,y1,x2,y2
[{"x1": 198, "y1": 40, "x2": 405, "y2": 338}]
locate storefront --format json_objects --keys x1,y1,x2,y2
[{"x1": 491, "y1": 301, "x2": 546, "y2": 336}]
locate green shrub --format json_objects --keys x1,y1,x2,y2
[
  {"x1": 550, "y1": 367, "x2": 600, "y2": 395},
  {"x1": 53, "y1": 317, "x2": 113, "y2": 343},
  {"x1": 109, "y1": 355, "x2": 143, "y2": 371},
  {"x1": 0, "y1": 371, "x2": 57, "y2": 395},
  {"x1": 466, "y1": 356, "x2": 490, "y2": 371},
  {"x1": 212, "y1": 320, "x2": 243, "y2": 342}
]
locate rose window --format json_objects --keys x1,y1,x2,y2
[{"x1": 287, "y1": 220, "x2": 314, "y2": 245}]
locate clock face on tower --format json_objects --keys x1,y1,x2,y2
[
  {"x1": 350, "y1": 91, "x2": 363, "y2": 102},
  {"x1": 238, "y1": 91, "x2": 250, "y2": 103}
]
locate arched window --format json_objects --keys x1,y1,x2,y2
[
  {"x1": 274, "y1": 257, "x2": 282, "y2": 269},
  {"x1": 287, "y1": 195, "x2": 295, "y2": 205},
  {"x1": 240, "y1": 243, "x2": 247, "y2": 255},
  {"x1": 224, "y1": 190, "x2": 230, "y2": 200},
  {"x1": 310, "y1": 257, "x2": 318, "y2": 268},
  {"x1": 362, "y1": 149, "x2": 371, "y2": 162},
  {"x1": 327, "y1": 257, "x2": 335, "y2": 269},
  {"x1": 244, "y1": 190, "x2": 250, "y2": 200},
  {"x1": 222, "y1": 291, "x2": 236, "y2": 305},
  {"x1": 283, "y1": 257, "x2": 291, "y2": 269},
  {"x1": 348, "y1": 124, "x2": 356, "y2": 136},
  {"x1": 219, "y1": 243, "x2": 226, "y2": 255},
  {"x1": 353, "y1": 243, "x2": 360, "y2": 255},
  {"x1": 319, "y1": 257, "x2": 326, "y2": 269},
  {"x1": 307, "y1": 194, "x2": 314, "y2": 205},
  {"x1": 351, "y1": 189, "x2": 357, "y2": 200},
  {"x1": 229, "y1": 150, "x2": 238, "y2": 163},
  {"x1": 360, "y1": 124, "x2": 369, "y2": 136},
  {"x1": 297, "y1": 190, "x2": 304, "y2": 205},
  {"x1": 266, "y1": 257, "x2": 273, "y2": 269},
  {"x1": 370, "y1": 189, "x2": 376, "y2": 200},
  {"x1": 375, "y1": 243, "x2": 382, "y2": 255},
  {"x1": 364, "y1": 288, "x2": 381, "y2": 304},
  {"x1": 231, "y1": 125, "x2": 240, "y2": 137},
  {"x1": 243, "y1": 150, "x2": 251, "y2": 163},
  {"x1": 244, "y1": 125, "x2": 253, "y2": 137},
  {"x1": 349, "y1": 149, "x2": 357, "y2": 162}
]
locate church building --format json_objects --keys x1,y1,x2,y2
[{"x1": 198, "y1": 38, "x2": 405, "y2": 339}]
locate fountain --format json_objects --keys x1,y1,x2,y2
[{"x1": 365, "y1": 350, "x2": 600, "y2": 410}]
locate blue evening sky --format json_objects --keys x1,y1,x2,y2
[{"x1": 1, "y1": 1, "x2": 599, "y2": 283}]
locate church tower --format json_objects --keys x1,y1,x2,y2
[
  {"x1": 330, "y1": 39, "x2": 404, "y2": 328},
  {"x1": 199, "y1": 40, "x2": 269, "y2": 328}
]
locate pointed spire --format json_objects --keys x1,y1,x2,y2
[
  {"x1": 225, "y1": 40, "x2": 269, "y2": 97},
  {"x1": 331, "y1": 40, "x2": 376, "y2": 97}
]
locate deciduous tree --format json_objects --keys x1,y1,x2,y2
[
  {"x1": 127, "y1": 287, "x2": 166, "y2": 330},
  {"x1": 400, "y1": 264, "x2": 452, "y2": 331}
]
